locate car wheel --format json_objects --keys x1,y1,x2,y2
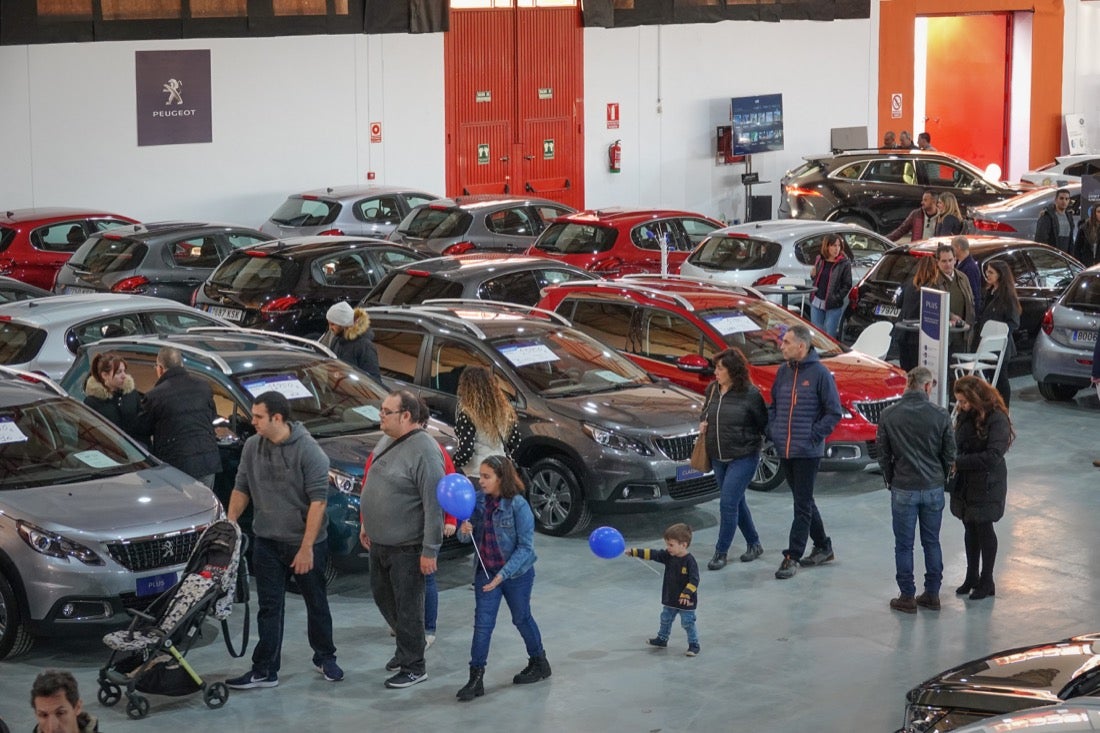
[
  {"x1": 835, "y1": 214, "x2": 874, "y2": 231},
  {"x1": 749, "y1": 441, "x2": 784, "y2": 492},
  {"x1": 1037, "y1": 381, "x2": 1079, "y2": 401},
  {"x1": 527, "y1": 457, "x2": 591, "y2": 536},
  {"x1": 0, "y1": 571, "x2": 33, "y2": 660}
]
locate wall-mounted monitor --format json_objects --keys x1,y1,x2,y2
[{"x1": 731, "y1": 93, "x2": 784, "y2": 155}]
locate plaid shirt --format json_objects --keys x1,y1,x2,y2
[{"x1": 479, "y1": 495, "x2": 506, "y2": 575}]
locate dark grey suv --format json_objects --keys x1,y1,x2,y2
[{"x1": 367, "y1": 301, "x2": 716, "y2": 536}]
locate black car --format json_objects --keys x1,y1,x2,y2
[
  {"x1": 53, "y1": 222, "x2": 272, "y2": 304},
  {"x1": 193, "y1": 236, "x2": 426, "y2": 338},
  {"x1": 0, "y1": 276, "x2": 50, "y2": 304},
  {"x1": 900, "y1": 632, "x2": 1100, "y2": 732},
  {"x1": 362, "y1": 253, "x2": 599, "y2": 308},
  {"x1": 778, "y1": 149, "x2": 1020, "y2": 235},
  {"x1": 843, "y1": 236, "x2": 1084, "y2": 354},
  {"x1": 59, "y1": 330, "x2": 462, "y2": 570}
]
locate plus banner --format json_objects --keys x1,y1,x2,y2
[{"x1": 135, "y1": 50, "x2": 212, "y2": 147}]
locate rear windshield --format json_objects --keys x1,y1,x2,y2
[
  {"x1": 1061, "y1": 272, "x2": 1100, "y2": 311},
  {"x1": 209, "y1": 253, "x2": 297, "y2": 291},
  {"x1": 0, "y1": 322, "x2": 47, "y2": 364},
  {"x1": 686, "y1": 236, "x2": 781, "y2": 270},
  {"x1": 866, "y1": 251, "x2": 925, "y2": 285},
  {"x1": 396, "y1": 208, "x2": 472, "y2": 239},
  {"x1": 0, "y1": 227, "x2": 14, "y2": 254},
  {"x1": 365, "y1": 271, "x2": 464, "y2": 305},
  {"x1": 68, "y1": 236, "x2": 147, "y2": 273},
  {"x1": 532, "y1": 223, "x2": 617, "y2": 254},
  {"x1": 269, "y1": 197, "x2": 339, "y2": 227}
]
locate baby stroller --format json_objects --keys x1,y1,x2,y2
[{"x1": 97, "y1": 519, "x2": 247, "y2": 719}]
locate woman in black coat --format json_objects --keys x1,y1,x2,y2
[
  {"x1": 976, "y1": 260, "x2": 1022, "y2": 406},
  {"x1": 83, "y1": 351, "x2": 143, "y2": 440},
  {"x1": 950, "y1": 376, "x2": 1014, "y2": 600}
]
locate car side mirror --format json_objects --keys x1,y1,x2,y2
[{"x1": 676, "y1": 354, "x2": 713, "y2": 373}]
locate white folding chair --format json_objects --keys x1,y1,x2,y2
[
  {"x1": 951, "y1": 320, "x2": 1010, "y2": 386},
  {"x1": 850, "y1": 320, "x2": 894, "y2": 359}
]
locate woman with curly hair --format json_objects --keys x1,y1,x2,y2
[
  {"x1": 453, "y1": 366, "x2": 522, "y2": 476},
  {"x1": 950, "y1": 376, "x2": 1014, "y2": 600},
  {"x1": 934, "y1": 192, "x2": 965, "y2": 237}
]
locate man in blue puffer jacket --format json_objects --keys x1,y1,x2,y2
[{"x1": 768, "y1": 325, "x2": 843, "y2": 580}]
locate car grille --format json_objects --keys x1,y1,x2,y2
[
  {"x1": 853, "y1": 397, "x2": 902, "y2": 425},
  {"x1": 865, "y1": 440, "x2": 880, "y2": 460},
  {"x1": 106, "y1": 529, "x2": 203, "y2": 572},
  {"x1": 656, "y1": 433, "x2": 698, "y2": 462},
  {"x1": 666, "y1": 474, "x2": 719, "y2": 501}
]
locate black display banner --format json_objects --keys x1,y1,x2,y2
[{"x1": 135, "y1": 50, "x2": 212, "y2": 147}]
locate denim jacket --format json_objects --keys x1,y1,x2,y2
[{"x1": 458, "y1": 492, "x2": 537, "y2": 579}]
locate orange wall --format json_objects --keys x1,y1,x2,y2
[{"x1": 878, "y1": 0, "x2": 1063, "y2": 168}]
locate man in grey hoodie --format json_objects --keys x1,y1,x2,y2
[
  {"x1": 225, "y1": 390, "x2": 341, "y2": 689},
  {"x1": 359, "y1": 389, "x2": 445, "y2": 689}
]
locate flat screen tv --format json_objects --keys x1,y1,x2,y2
[{"x1": 731, "y1": 93, "x2": 784, "y2": 155}]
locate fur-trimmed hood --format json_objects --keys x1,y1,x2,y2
[
  {"x1": 84, "y1": 373, "x2": 136, "y2": 400},
  {"x1": 344, "y1": 308, "x2": 372, "y2": 341}
]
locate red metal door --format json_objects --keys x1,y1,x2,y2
[{"x1": 445, "y1": 4, "x2": 584, "y2": 210}]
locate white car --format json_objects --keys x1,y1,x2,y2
[{"x1": 1021, "y1": 154, "x2": 1100, "y2": 187}]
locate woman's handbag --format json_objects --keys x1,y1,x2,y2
[{"x1": 690, "y1": 428, "x2": 710, "y2": 472}]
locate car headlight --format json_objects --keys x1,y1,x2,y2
[
  {"x1": 329, "y1": 468, "x2": 360, "y2": 495},
  {"x1": 582, "y1": 423, "x2": 653, "y2": 456},
  {"x1": 903, "y1": 703, "x2": 951, "y2": 732},
  {"x1": 16, "y1": 520, "x2": 104, "y2": 565}
]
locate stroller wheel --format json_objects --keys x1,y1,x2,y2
[
  {"x1": 125, "y1": 694, "x2": 150, "y2": 719},
  {"x1": 203, "y1": 682, "x2": 229, "y2": 709},
  {"x1": 97, "y1": 682, "x2": 122, "y2": 707}
]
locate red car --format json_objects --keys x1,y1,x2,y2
[
  {"x1": 0, "y1": 208, "x2": 138, "y2": 289},
  {"x1": 525, "y1": 208, "x2": 723, "y2": 277},
  {"x1": 536, "y1": 276, "x2": 907, "y2": 490}
]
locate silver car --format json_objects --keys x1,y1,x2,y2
[
  {"x1": 971, "y1": 183, "x2": 1082, "y2": 240},
  {"x1": 0, "y1": 368, "x2": 222, "y2": 658},
  {"x1": 0, "y1": 294, "x2": 232, "y2": 379},
  {"x1": 1031, "y1": 264, "x2": 1100, "y2": 400},
  {"x1": 1021, "y1": 155, "x2": 1100, "y2": 187},
  {"x1": 260, "y1": 185, "x2": 440, "y2": 239}
]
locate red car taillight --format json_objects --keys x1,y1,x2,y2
[
  {"x1": 752, "y1": 273, "x2": 784, "y2": 286},
  {"x1": 317, "y1": 228, "x2": 344, "y2": 236},
  {"x1": 785, "y1": 185, "x2": 823, "y2": 198},
  {"x1": 973, "y1": 219, "x2": 1016, "y2": 233},
  {"x1": 1041, "y1": 307, "x2": 1054, "y2": 335},
  {"x1": 111, "y1": 276, "x2": 149, "y2": 293},
  {"x1": 848, "y1": 286, "x2": 859, "y2": 310},
  {"x1": 442, "y1": 242, "x2": 477, "y2": 255},
  {"x1": 261, "y1": 295, "x2": 301, "y2": 313}
]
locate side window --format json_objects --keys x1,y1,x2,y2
[
  {"x1": 1064, "y1": 162, "x2": 1088, "y2": 177},
  {"x1": 146, "y1": 310, "x2": 224, "y2": 334},
  {"x1": 404, "y1": 194, "x2": 437, "y2": 209},
  {"x1": 534, "y1": 206, "x2": 571, "y2": 229},
  {"x1": 795, "y1": 235, "x2": 825, "y2": 265},
  {"x1": 428, "y1": 339, "x2": 496, "y2": 396},
  {"x1": 1026, "y1": 249, "x2": 1077, "y2": 289},
  {"x1": 533, "y1": 268, "x2": 592, "y2": 289},
  {"x1": 168, "y1": 236, "x2": 221, "y2": 268},
  {"x1": 123, "y1": 355, "x2": 160, "y2": 394},
  {"x1": 316, "y1": 254, "x2": 373, "y2": 287},
  {"x1": 638, "y1": 310, "x2": 705, "y2": 362},
  {"x1": 372, "y1": 248, "x2": 422, "y2": 274},
  {"x1": 373, "y1": 329, "x2": 426, "y2": 382},
  {"x1": 863, "y1": 160, "x2": 914, "y2": 185},
  {"x1": 91, "y1": 219, "x2": 133, "y2": 233},
  {"x1": 843, "y1": 232, "x2": 891, "y2": 267},
  {"x1": 226, "y1": 233, "x2": 269, "y2": 249},
  {"x1": 486, "y1": 207, "x2": 537, "y2": 236},
  {"x1": 566, "y1": 300, "x2": 636, "y2": 351},
  {"x1": 833, "y1": 162, "x2": 864, "y2": 179},
  {"x1": 631, "y1": 221, "x2": 676, "y2": 251},
  {"x1": 679, "y1": 218, "x2": 720, "y2": 247},
  {"x1": 357, "y1": 196, "x2": 402, "y2": 224},
  {"x1": 988, "y1": 251, "x2": 1032, "y2": 289},
  {"x1": 478, "y1": 272, "x2": 539, "y2": 305},
  {"x1": 31, "y1": 221, "x2": 88, "y2": 253},
  {"x1": 65, "y1": 314, "x2": 143, "y2": 354}
]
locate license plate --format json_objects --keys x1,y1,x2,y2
[
  {"x1": 676, "y1": 465, "x2": 708, "y2": 481},
  {"x1": 65, "y1": 286, "x2": 96, "y2": 295},
  {"x1": 874, "y1": 304, "x2": 901, "y2": 317},
  {"x1": 136, "y1": 571, "x2": 177, "y2": 597},
  {"x1": 1071, "y1": 329, "x2": 1098, "y2": 345},
  {"x1": 207, "y1": 306, "x2": 243, "y2": 322}
]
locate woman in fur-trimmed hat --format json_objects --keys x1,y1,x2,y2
[{"x1": 325, "y1": 300, "x2": 382, "y2": 381}]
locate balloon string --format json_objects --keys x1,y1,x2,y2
[
  {"x1": 470, "y1": 536, "x2": 489, "y2": 578},
  {"x1": 634, "y1": 557, "x2": 663, "y2": 575}
]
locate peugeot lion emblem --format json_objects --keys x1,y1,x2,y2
[
  {"x1": 163, "y1": 78, "x2": 183, "y2": 106},
  {"x1": 161, "y1": 540, "x2": 174, "y2": 558}
]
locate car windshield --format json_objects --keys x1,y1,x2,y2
[
  {"x1": 1061, "y1": 273, "x2": 1100, "y2": 312},
  {"x1": 687, "y1": 235, "x2": 781, "y2": 270},
  {"x1": 866, "y1": 251, "x2": 926, "y2": 285},
  {"x1": 0, "y1": 322, "x2": 47, "y2": 365},
  {"x1": 397, "y1": 208, "x2": 472, "y2": 239},
  {"x1": 700, "y1": 303, "x2": 843, "y2": 365},
  {"x1": 488, "y1": 328, "x2": 651, "y2": 396},
  {"x1": 365, "y1": 271, "x2": 464, "y2": 305},
  {"x1": 269, "y1": 197, "x2": 339, "y2": 227},
  {"x1": 0, "y1": 397, "x2": 154, "y2": 489},
  {"x1": 209, "y1": 253, "x2": 297, "y2": 291},
  {"x1": 233, "y1": 359, "x2": 388, "y2": 437},
  {"x1": 68, "y1": 236, "x2": 147, "y2": 273},
  {"x1": 532, "y1": 223, "x2": 617, "y2": 254}
]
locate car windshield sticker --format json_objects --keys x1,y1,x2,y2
[
  {"x1": 591, "y1": 369, "x2": 629, "y2": 384},
  {"x1": 241, "y1": 375, "x2": 313, "y2": 400},
  {"x1": 350, "y1": 405, "x2": 381, "y2": 421},
  {"x1": 71, "y1": 450, "x2": 120, "y2": 468},
  {"x1": 0, "y1": 416, "x2": 28, "y2": 444},
  {"x1": 499, "y1": 342, "x2": 560, "y2": 367},
  {"x1": 704, "y1": 312, "x2": 758, "y2": 335}
]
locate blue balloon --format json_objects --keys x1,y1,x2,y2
[
  {"x1": 436, "y1": 473, "x2": 476, "y2": 521},
  {"x1": 588, "y1": 526, "x2": 625, "y2": 559}
]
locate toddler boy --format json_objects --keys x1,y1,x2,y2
[{"x1": 625, "y1": 523, "x2": 700, "y2": 656}]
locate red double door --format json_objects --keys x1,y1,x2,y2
[{"x1": 444, "y1": 5, "x2": 584, "y2": 211}]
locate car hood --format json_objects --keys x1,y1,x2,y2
[
  {"x1": 543, "y1": 384, "x2": 703, "y2": 433},
  {"x1": 316, "y1": 424, "x2": 456, "y2": 478},
  {"x1": 2, "y1": 465, "x2": 218, "y2": 535},
  {"x1": 746, "y1": 351, "x2": 906, "y2": 404}
]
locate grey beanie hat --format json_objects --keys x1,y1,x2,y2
[{"x1": 326, "y1": 301, "x2": 355, "y2": 327}]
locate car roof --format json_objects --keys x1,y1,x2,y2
[
  {"x1": 395, "y1": 254, "x2": 591, "y2": 277},
  {"x1": 713, "y1": 219, "x2": 873, "y2": 238},
  {"x1": 424, "y1": 196, "x2": 571, "y2": 211},
  {"x1": 289, "y1": 185, "x2": 436, "y2": 201},
  {"x1": 0, "y1": 208, "x2": 133, "y2": 224},
  {"x1": 367, "y1": 301, "x2": 569, "y2": 340},
  {"x1": 237, "y1": 236, "x2": 404, "y2": 258},
  {"x1": 94, "y1": 221, "x2": 264, "y2": 241},
  {"x1": 554, "y1": 208, "x2": 721, "y2": 225},
  {"x1": 0, "y1": 294, "x2": 225, "y2": 324},
  {"x1": 0, "y1": 366, "x2": 67, "y2": 405},
  {"x1": 541, "y1": 276, "x2": 763, "y2": 312},
  {"x1": 903, "y1": 235, "x2": 1057, "y2": 255}
]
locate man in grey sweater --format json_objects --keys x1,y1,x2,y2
[
  {"x1": 225, "y1": 390, "x2": 341, "y2": 689},
  {"x1": 359, "y1": 389, "x2": 445, "y2": 689}
]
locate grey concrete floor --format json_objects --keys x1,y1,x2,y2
[{"x1": 2, "y1": 375, "x2": 1097, "y2": 732}]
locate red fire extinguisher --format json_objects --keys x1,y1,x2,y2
[{"x1": 608, "y1": 140, "x2": 621, "y2": 174}]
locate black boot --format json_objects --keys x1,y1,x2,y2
[
  {"x1": 707, "y1": 552, "x2": 727, "y2": 571},
  {"x1": 969, "y1": 578, "x2": 996, "y2": 601},
  {"x1": 956, "y1": 568, "x2": 979, "y2": 595},
  {"x1": 456, "y1": 666, "x2": 485, "y2": 702},
  {"x1": 513, "y1": 653, "x2": 551, "y2": 684}
]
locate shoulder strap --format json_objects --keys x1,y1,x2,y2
[{"x1": 373, "y1": 427, "x2": 424, "y2": 464}]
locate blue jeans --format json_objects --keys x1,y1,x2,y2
[
  {"x1": 810, "y1": 305, "x2": 844, "y2": 339},
  {"x1": 782, "y1": 457, "x2": 828, "y2": 561},
  {"x1": 657, "y1": 606, "x2": 699, "y2": 646},
  {"x1": 470, "y1": 566, "x2": 543, "y2": 668},
  {"x1": 891, "y1": 487, "x2": 945, "y2": 596},
  {"x1": 424, "y1": 572, "x2": 438, "y2": 633},
  {"x1": 369, "y1": 543, "x2": 426, "y2": 675},
  {"x1": 712, "y1": 454, "x2": 761, "y2": 554},
  {"x1": 251, "y1": 537, "x2": 336, "y2": 675}
]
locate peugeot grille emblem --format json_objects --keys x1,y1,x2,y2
[{"x1": 161, "y1": 540, "x2": 174, "y2": 558}]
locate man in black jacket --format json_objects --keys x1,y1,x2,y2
[
  {"x1": 139, "y1": 346, "x2": 221, "y2": 487},
  {"x1": 877, "y1": 366, "x2": 955, "y2": 614}
]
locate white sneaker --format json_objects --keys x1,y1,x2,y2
[{"x1": 425, "y1": 634, "x2": 436, "y2": 648}]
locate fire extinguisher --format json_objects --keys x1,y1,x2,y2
[{"x1": 608, "y1": 140, "x2": 621, "y2": 174}]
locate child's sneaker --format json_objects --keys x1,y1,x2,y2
[
  {"x1": 647, "y1": 637, "x2": 668, "y2": 648},
  {"x1": 686, "y1": 644, "x2": 700, "y2": 657}
]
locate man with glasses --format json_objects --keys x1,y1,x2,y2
[
  {"x1": 1035, "y1": 188, "x2": 1076, "y2": 254},
  {"x1": 359, "y1": 389, "x2": 445, "y2": 689},
  {"x1": 933, "y1": 244, "x2": 975, "y2": 351}
]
